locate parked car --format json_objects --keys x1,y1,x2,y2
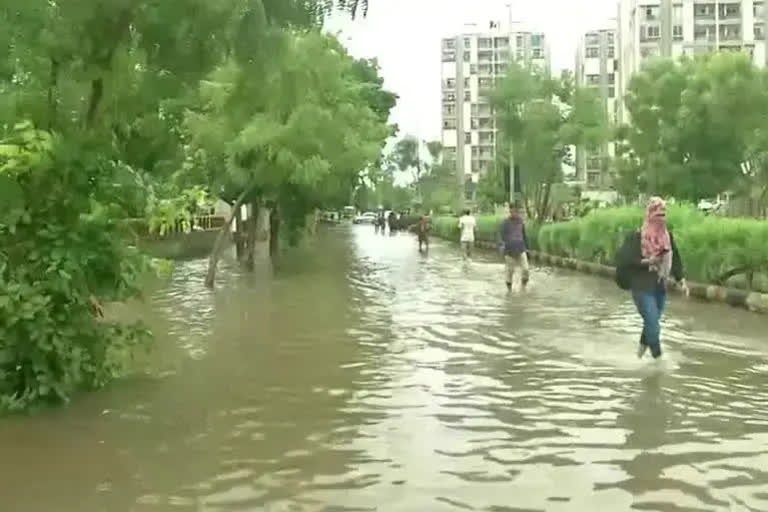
[{"x1": 353, "y1": 212, "x2": 377, "y2": 225}]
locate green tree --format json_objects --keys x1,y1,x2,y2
[
  {"x1": 186, "y1": 30, "x2": 390, "y2": 286},
  {"x1": 616, "y1": 52, "x2": 768, "y2": 201},
  {"x1": 492, "y1": 64, "x2": 608, "y2": 220}
]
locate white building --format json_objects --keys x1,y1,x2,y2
[
  {"x1": 575, "y1": 27, "x2": 621, "y2": 191},
  {"x1": 618, "y1": 0, "x2": 768, "y2": 123},
  {"x1": 441, "y1": 21, "x2": 550, "y2": 202}
]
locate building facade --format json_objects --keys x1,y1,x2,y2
[
  {"x1": 618, "y1": 0, "x2": 768, "y2": 123},
  {"x1": 575, "y1": 28, "x2": 620, "y2": 190},
  {"x1": 441, "y1": 25, "x2": 550, "y2": 201}
]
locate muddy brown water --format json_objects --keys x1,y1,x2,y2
[{"x1": 1, "y1": 226, "x2": 767, "y2": 512}]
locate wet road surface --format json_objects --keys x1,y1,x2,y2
[{"x1": 1, "y1": 225, "x2": 767, "y2": 511}]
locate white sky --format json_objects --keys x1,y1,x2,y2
[{"x1": 326, "y1": 0, "x2": 618, "y2": 143}]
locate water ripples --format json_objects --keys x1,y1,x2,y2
[{"x1": 1, "y1": 227, "x2": 767, "y2": 511}]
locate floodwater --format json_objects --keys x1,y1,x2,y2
[{"x1": 2, "y1": 226, "x2": 768, "y2": 512}]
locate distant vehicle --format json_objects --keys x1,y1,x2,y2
[
  {"x1": 353, "y1": 212, "x2": 377, "y2": 225},
  {"x1": 342, "y1": 206, "x2": 356, "y2": 220}
]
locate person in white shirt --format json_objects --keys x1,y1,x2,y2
[{"x1": 458, "y1": 209, "x2": 477, "y2": 259}]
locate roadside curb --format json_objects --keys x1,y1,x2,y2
[{"x1": 466, "y1": 239, "x2": 768, "y2": 315}]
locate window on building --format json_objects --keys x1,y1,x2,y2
[
  {"x1": 643, "y1": 25, "x2": 661, "y2": 40},
  {"x1": 516, "y1": 35, "x2": 524, "y2": 47},
  {"x1": 478, "y1": 37, "x2": 492, "y2": 49},
  {"x1": 464, "y1": 37, "x2": 471, "y2": 49},
  {"x1": 465, "y1": 132, "x2": 472, "y2": 144},
  {"x1": 756, "y1": 23, "x2": 766, "y2": 40},
  {"x1": 464, "y1": 90, "x2": 471, "y2": 102},
  {"x1": 607, "y1": 73, "x2": 615, "y2": 85},
  {"x1": 673, "y1": 25, "x2": 684, "y2": 40},
  {"x1": 443, "y1": 104, "x2": 456, "y2": 116},
  {"x1": 587, "y1": 172, "x2": 600, "y2": 188},
  {"x1": 470, "y1": 64, "x2": 477, "y2": 74},
  {"x1": 445, "y1": 78, "x2": 456, "y2": 89},
  {"x1": 695, "y1": 26, "x2": 715, "y2": 41},
  {"x1": 587, "y1": 74, "x2": 601, "y2": 85},
  {"x1": 608, "y1": 87, "x2": 616, "y2": 98},
  {"x1": 442, "y1": 51, "x2": 456, "y2": 62},
  {"x1": 645, "y1": 5, "x2": 659, "y2": 20},
  {"x1": 531, "y1": 33, "x2": 543, "y2": 47},
  {"x1": 585, "y1": 33, "x2": 600, "y2": 46},
  {"x1": 516, "y1": 49, "x2": 525, "y2": 60},
  {"x1": 719, "y1": 2, "x2": 741, "y2": 19},
  {"x1": 607, "y1": 46, "x2": 615, "y2": 58},
  {"x1": 443, "y1": 119, "x2": 457, "y2": 130},
  {"x1": 695, "y1": 3, "x2": 715, "y2": 17},
  {"x1": 443, "y1": 38, "x2": 456, "y2": 50},
  {"x1": 532, "y1": 48, "x2": 543, "y2": 58},
  {"x1": 586, "y1": 157, "x2": 601, "y2": 170},
  {"x1": 720, "y1": 24, "x2": 741, "y2": 41},
  {"x1": 464, "y1": 78, "x2": 470, "y2": 88},
  {"x1": 463, "y1": 51, "x2": 470, "y2": 62},
  {"x1": 756, "y1": 2, "x2": 765, "y2": 18},
  {"x1": 495, "y1": 37, "x2": 509, "y2": 47},
  {"x1": 607, "y1": 32, "x2": 615, "y2": 44},
  {"x1": 586, "y1": 47, "x2": 599, "y2": 58},
  {"x1": 471, "y1": 146, "x2": 479, "y2": 157},
  {"x1": 471, "y1": 117, "x2": 479, "y2": 129},
  {"x1": 443, "y1": 92, "x2": 456, "y2": 102}
]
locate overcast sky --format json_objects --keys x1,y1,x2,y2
[{"x1": 326, "y1": 0, "x2": 618, "y2": 143}]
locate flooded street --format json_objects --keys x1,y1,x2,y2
[{"x1": 2, "y1": 225, "x2": 768, "y2": 512}]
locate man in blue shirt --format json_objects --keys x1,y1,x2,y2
[{"x1": 499, "y1": 204, "x2": 530, "y2": 291}]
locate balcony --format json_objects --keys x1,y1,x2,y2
[
  {"x1": 694, "y1": 5, "x2": 715, "y2": 20},
  {"x1": 478, "y1": 64, "x2": 493, "y2": 76}
]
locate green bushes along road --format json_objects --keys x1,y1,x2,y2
[{"x1": 432, "y1": 207, "x2": 768, "y2": 293}]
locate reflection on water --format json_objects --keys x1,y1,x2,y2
[{"x1": 1, "y1": 226, "x2": 768, "y2": 511}]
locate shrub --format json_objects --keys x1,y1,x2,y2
[
  {"x1": 1, "y1": 125, "x2": 150, "y2": 412},
  {"x1": 538, "y1": 205, "x2": 768, "y2": 292}
]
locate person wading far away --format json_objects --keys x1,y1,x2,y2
[
  {"x1": 616, "y1": 197, "x2": 689, "y2": 360},
  {"x1": 499, "y1": 203, "x2": 530, "y2": 291},
  {"x1": 416, "y1": 214, "x2": 431, "y2": 253},
  {"x1": 458, "y1": 209, "x2": 477, "y2": 259}
]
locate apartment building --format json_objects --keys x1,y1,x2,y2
[
  {"x1": 618, "y1": 0, "x2": 768, "y2": 123},
  {"x1": 575, "y1": 28, "x2": 621, "y2": 190},
  {"x1": 441, "y1": 23, "x2": 550, "y2": 201}
]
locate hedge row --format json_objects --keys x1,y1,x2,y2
[
  {"x1": 538, "y1": 206, "x2": 768, "y2": 292},
  {"x1": 431, "y1": 208, "x2": 768, "y2": 292}
]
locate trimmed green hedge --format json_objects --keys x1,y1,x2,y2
[
  {"x1": 537, "y1": 206, "x2": 768, "y2": 292},
  {"x1": 432, "y1": 208, "x2": 768, "y2": 292}
]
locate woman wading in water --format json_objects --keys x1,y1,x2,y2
[{"x1": 616, "y1": 197, "x2": 689, "y2": 360}]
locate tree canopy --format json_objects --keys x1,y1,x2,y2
[
  {"x1": 616, "y1": 52, "x2": 768, "y2": 201},
  {"x1": 490, "y1": 63, "x2": 609, "y2": 219}
]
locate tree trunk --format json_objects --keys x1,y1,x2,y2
[
  {"x1": 47, "y1": 58, "x2": 59, "y2": 131},
  {"x1": 234, "y1": 209, "x2": 245, "y2": 261},
  {"x1": 204, "y1": 186, "x2": 254, "y2": 289},
  {"x1": 244, "y1": 198, "x2": 260, "y2": 270},
  {"x1": 269, "y1": 205, "x2": 280, "y2": 258},
  {"x1": 85, "y1": 78, "x2": 104, "y2": 129}
]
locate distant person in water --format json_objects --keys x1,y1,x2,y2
[
  {"x1": 388, "y1": 211, "x2": 398, "y2": 234},
  {"x1": 616, "y1": 197, "x2": 688, "y2": 360},
  {"x1": 499, "y1": 204, "x2": 530, "y2": 291},
  {"x1": 416, "y1": 214, "x2": 431, "y2": 253},
  {"x1": 458, "y1": 209, "x2": 477, "y2": 260}
]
